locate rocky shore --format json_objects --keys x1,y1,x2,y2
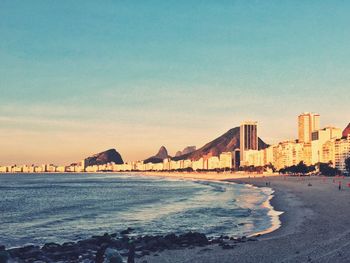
[{"x1": 1, "y1": 229, "x2": 259, "y2": 263}]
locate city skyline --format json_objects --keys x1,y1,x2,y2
[
  {"x1": 2, "y1": 111, "x2": 349, "y2": 175},
  {"x1": 1, "y1": 111, "x2": 349, "y2": 167},
  {"x1": 1, "y1": 1, "x2": 350, "y2": 165}
]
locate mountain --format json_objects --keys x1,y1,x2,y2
[
  {"x1": 182, "y1": 146, "x2": 197, "y2": 155},
  {"x1": 175, "y1": 151, "x2": 182, "y2": 157},
  {"x1": 175, "y1": 146, "x2": 197, "y2": 157},
  {"x1": 173, "y1": 127, "x2": 268, "y2": 161},
  {"x1": 343, "y1": 123, "x2": 350, "y2": 138},
  {"x1": 85, "y1": 149, "x2": 124, "y2": 166},
  {"x1": 144, "y1": 146, "x2": 170, "y2": 164}
]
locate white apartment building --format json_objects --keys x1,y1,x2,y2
[
  {"x1": 335, "y1": 135, "x2": 350, "y2": 173},
  {"x1": 192, "y1": 158, "x2": 204, "y2": 170},
  {"x1": 207, "y1": 156, "x2": 220, "y2": 170},
  {"x1": 219, "y1": 152, "x2": 233, "y2": 169},
  {"x1": 311, "y1": 127, "x2": 342, "y2": 164}
]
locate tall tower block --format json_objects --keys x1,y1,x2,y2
[
  {"x1": 298, "y1": 113, "x2": 320, "y2": 143},
  {"x1": 240, "y1": 121, "x2": 258, "y2": 165}
]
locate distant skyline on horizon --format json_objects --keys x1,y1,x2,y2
[{"x1": 1, "y1": 1, "x2": 350, "y2": 165}]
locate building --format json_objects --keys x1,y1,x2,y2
[
  {"x1": 272, "y1": 141, "x2": 305, "y2": 170},
  {"x1": 219, "y1": 152, "x2": 233, "y2": 169},
  {"x1": 322, "y1": 139, "x2": 336, "y2": 166},
  {"x1": 311, "y1": 127, "x2": 342, "y2": 164},
  {"x1": 0, "y1": 166, "x2": 9, "y2": 173},
  {"x1": 232, "y1": 149, "x2": 240, "y2": 170},
  {"x1": 335, "y1": 135, "x2": 350, "y2": 174},
  {"x1": 81, "y1": 159, "x2": 87, "y2": 172},
  {"x1": 263, "y1": 146, "x2": 274, "y2": 166},
  {"x1": 240, "y1": 121, "x2": 258, "y2": 165},
  {"x1": 163, "y1": 158, "x2": 171, "y2": 170},
  {"x1": 183, "y1": 159, "x2": 192, "y2": 169},
  {"x1": 298, "y1": 112, "x2": 320, "y2": 143},
  {"x1": 153, "y1": 162, "x2": 164, "y2": 171},
  {"x1": 244, "y1": 150, "x2": 263, "y2": 167},
  {"x1": 207, "y1": 156, "x2": 220, "y2": 170},
  {"x1": 192, "y1": 158, "x2": 204, "y2": 170},
  {"x1": 302, "y1": 142, "x2": 312, "y2": 166}
]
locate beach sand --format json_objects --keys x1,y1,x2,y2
[{"x1": 136, "y1": 174, "x2": 350, "y2": 263}]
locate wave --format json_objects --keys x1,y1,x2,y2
[{"x1": 0, "y1": 173, "x2": 279, "y2": 247}]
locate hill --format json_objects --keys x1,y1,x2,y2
[
  {"x1": 173, "y1": 127, "x2": 268, "y2": 161},
  {"x1": 343, "y1": 123, "x2": 350, "y2": 138},
  {"x1": 85, "y1": 149, "x2": 124, "y2": 166},
  {"x1": 144, "y1": 146, "x2": 170, "y2": 164}
]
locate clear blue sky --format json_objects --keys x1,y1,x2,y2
[{"x1": 1, "y1": 1, "x2": 349, "y2": 164}]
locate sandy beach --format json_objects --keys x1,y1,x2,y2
[{"x1": 137, "y1": 174, "x2": 350, "y2": 263}]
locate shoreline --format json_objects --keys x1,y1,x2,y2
[
  {"x1": 129, "y1": 171, "x2": 285, "y2": 239},
  {"x1": 0, "y1": 172, "x2": 279, "y2": 262},
  {"x1": 1, "y1": 172, "x2": 284, "y2": 263},
  {"x1": 4, "y1": 173, "x2": 350, "y2": 262},
  {"x1": 139, "y1": 175, "x2": 350, "y2": 263}
]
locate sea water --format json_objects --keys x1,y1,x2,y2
[{"x1": 0, "y1": 173, "x2": 279, "y2": 248}]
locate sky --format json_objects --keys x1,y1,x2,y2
[{"x1": 0, "y1": 1, "x2": 350, "y2": 165}]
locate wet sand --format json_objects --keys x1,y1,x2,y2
[{"x1": 137, "y1": 175, "x2": 350, "y2": 263}]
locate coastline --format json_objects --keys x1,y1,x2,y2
[
  {"x1": 138, "y1": 175, "x2": 350, "y2": 263},
  {"x1": 2, "y1": 172, "x2": 279, "y2": 262},
  {"x1": 5, "y1": 173, "x2": 350, "y2": 262},
  {"x1": 131, "y1": 171, "x2": 284, "y2": 238},
  {"x1": 129, "y1": 171, "x2": 284, "y2": 238}
]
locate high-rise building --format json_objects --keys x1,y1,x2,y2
[
  {"x1": 310, "y1": 127, "x2": 342, "y2": 164},
  {"x1": 335, "y1": 134, "x2": 350, "y2": 174},
  {"x1": 240, "y1": 121, "x2": 258, "y2": 165},
  {"x1": 298, "y1": 112, "x2": 320, "y2": 143}
]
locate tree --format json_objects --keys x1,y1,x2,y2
[
  {"x1": 279, "y1": 162, "x2": 315, "y2": 175},
  {"x1": 345, "y1": 157, "x2": 350, "y2": 175},
  {"x1": 319, "y1": 162, "x2": 340, "y2": 177}
]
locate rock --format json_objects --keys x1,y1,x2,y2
[
  {"x1": 141, "y1": 250, "x2": 150, "y2": 256},
  {"x1": 143, "y1": 239, "x2": 159, "y2": 252},
  {"x1": 0, "y1": 246, "x2": 10, "y2": 263},
  {"x1": 118, "y1": 249, "x2": 129, "y2": 257},
  {"x1": 164, "y1": 233, "x2": 177, "y2": 242},
  {"x1": 62, "y1": 241, "x2": 76, "y2": 248},
  {"x1": 120, "y1": 227, "x2": 134, "y2": 235},
  {"x1": 221, "y1": 243, "x2": 236, "y2": 249},
  {"x1": 179, "y1": 232, "x2": 208, "y2": 246},
  {"x1": 8, "y1": 245, "x2": 42, "y2": 260},
  {"x1": 42, "y1": 242, "x2": 61, "y2": 252},
  {"x1": 4, "y1": 231, "x2": 214, "y2": 262},
  {"x1": 103, "y1": 248, "x2": 123, "y2": 263}
]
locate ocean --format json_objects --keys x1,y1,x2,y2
[{"x1": 0, "y1": 173, "x2": 280, "y2": 248}]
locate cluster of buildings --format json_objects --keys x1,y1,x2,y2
[
  {"x1": 0, "y1": 163, "x2": 86, "y2": 173},
  {"x1": 0, "y1": 152, "x2": 234, "y2": 173},
  {"x1": 85, "y1": 151, "x2": 234, "y2": 172},
  {"x1": 1, "y1": 113, "x2": 349, "y2": 175},
  {"x1": 242, "y1": 113, "x2": 350, "y2": 174}
]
